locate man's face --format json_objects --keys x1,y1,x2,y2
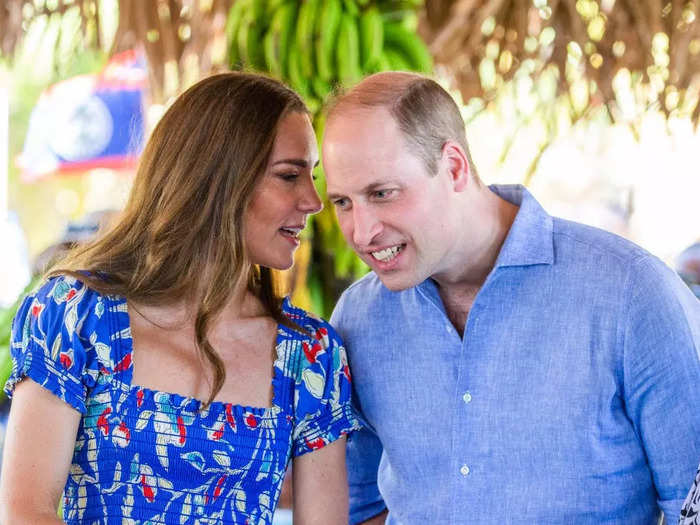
[{"x1": 323, "y1": 107, "x2": 457, "y2": 291}]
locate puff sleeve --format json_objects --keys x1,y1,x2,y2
[
  {"x1": 4, "y1": 276, "x2": 102, "y2": 414},
  {"x1": 290, "y1": 315, "x2": 361, "y2": 457}
]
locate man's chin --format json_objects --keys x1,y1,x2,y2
[{"x1": 375, "y1": 271, "x2": 421, "y2": 292}]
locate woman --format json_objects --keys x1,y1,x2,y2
[
  {"x1": 0, "y1": 73, "x2": 360, "y2": 524},
  {"x1": 680, "y1": 463, "x2": 700, "y2": 524}
]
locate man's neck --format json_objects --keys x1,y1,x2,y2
[{"x1": 434, "y1": 189, "x2": 519, "y2": 336}]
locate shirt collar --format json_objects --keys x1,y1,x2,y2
[{"x1": 489, "y1": 184, "x2": 554, "y2": 268}]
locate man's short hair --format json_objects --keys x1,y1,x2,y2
[{"x1": 327, "y1": 72, "x2": 479, "y2": 179}]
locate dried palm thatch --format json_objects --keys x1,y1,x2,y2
[
  {"x1": 111, "y1": 0, "x2": 231, "y2": 102},
  {"x1": 4, "y1": 1, "x2": 699, "y2": 119},
  {"x1": 1, "y1": 0, "x2": 232, "y2": 103},
  {"x1": 420, "y1": 0, "x2": 700, "y2": 124}
]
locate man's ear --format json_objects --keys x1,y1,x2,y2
[{"x1": 441, "y1": 140, "x2": 470, "y2": 192}]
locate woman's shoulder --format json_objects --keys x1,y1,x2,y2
[
  {"x1": 280, "y1": 297, "x2": 340, "y2": 348},
  {"x1": 28, "y1": 273, "x2": 110, "y2": 314},
  {"x1": 17, "y1": 273, "x2": 124, "y2": 344},
  {"x1": 7, "y1": 274, "x2": 122, "y2": 412}
]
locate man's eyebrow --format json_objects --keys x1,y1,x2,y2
[
  {"x1": 327, "y1": 180, "x2": 399, "y2": 201},
  {"x1": 364, "y1": 181, "x2": 395, "y2": 193},
  {"x1": 271, "y1": 158, "x2": 319, "y2": 168}
]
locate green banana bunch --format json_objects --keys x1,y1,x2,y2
[
  {"x1": 296, "y1": 0, "x2": 321, "y2": 78},
  {"x1": 383, "y1": 21, "x2": 432, "y2": 73},
  {"x1": 263, "y1": 1, "x2": 298, "y2": 78},
  {"x1": 265, "y1": 0, "x2": 288, "y2": 18},
  {"x1": 227, "y1": 0, "x2": 433, "y2": 96},
  {"x1": 384, "y1": 48, "x2": 411, "y2": 70},
  {"x1": 314, "y1": 0, "x2": 343, "y2": 82},
  {"x1": 336, "y1": 12, "x2": 362, "y2": 85},
  {"x1": 225, "y1": 0, "x2": 247, "y2": 68},
  {"x1": 236, "y1": 6, "x2": 266, "y2": 71},
  {"x1": 359, "y1": 5, "x2": 383, "y2": 70},
  {"x1": 287, "y1": 38, "x2": 312, "y2": 100},
  {"x1": 342, "y1": 0, "x2": 360, "y2": 16}
]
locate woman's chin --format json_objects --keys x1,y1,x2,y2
[{"x1": 255, "y1": 255, "x2": 295, "y2": 272}]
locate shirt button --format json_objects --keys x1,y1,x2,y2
[
  {"x1": 462, "y1": 391, "x2": 472, "y2": 404},
  {"x1": 460, "y1": 465, "x2": 470, "y2": 476}
]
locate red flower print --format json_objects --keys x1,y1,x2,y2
[
  {"x1": 114, "y1": 353, "x2": 131, "y2": 372},
  {"x1": 97, "y1": 407, "x2": 112, "y2": 437},
  {"x1": 303, "y1": 341, "x2": 323, "y2": 363},
  {"x1": 136, "y1": 389, "x2": 144, "y2": 407},
  {"x1": 306, "y1": 437, "x2": 325, "y2": 450},
  {"x1": 212, "y1": 475, "x2": 226, "y2": 501},
  {"x1": 177, "y1": 416, "x2": 187, "y2": 445},
  {"x1": 140, "y1": 474, "x2": 155, "y2": 502},
  {"x1": 225, "y1": 404, "x2": 237, "y2": 431},
  {"x1": 212, "y1": 423, "x2": 225, "y2": 441},
  {"x1": 59, "y1": 352, "x2": 73, "y2": 369},
  {"x1": 31, "y1": 304, "x2": 43, "y2": 317},
  {"x1": 245, "y1": 412, "x2": 258, "y2": 429},
  {"x1": 315, "y1": 327, "x2": 328, "y2": 340},
  {"x1": 116, "y1": 421, "x2": 131, "y2": 444},
  {"x1": 66, "y1": 289, "x2": 76, "y2": 300}
]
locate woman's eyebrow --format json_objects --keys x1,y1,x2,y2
[{"x1": 271, "y1": 158, "x2": 319, "y2": 168}]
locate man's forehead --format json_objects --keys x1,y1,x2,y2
[{"x1": 326, "y1": 104, "x2": 395, "y2": 135}]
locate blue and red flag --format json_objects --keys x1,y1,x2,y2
[{"x1": 18, "y1": 49, "x2": 147, "y2": 181}]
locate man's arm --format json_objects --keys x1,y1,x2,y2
[
  {"x1": 346, "y1": 426, "x2": 387, "y2": 525},
  {"x1": 622, "y1": 256, "x2": 700, "y2": 518},
  {"x1": 331, "y1": 291, "x2": 388, "y2": 524}
]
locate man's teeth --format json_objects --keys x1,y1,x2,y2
[{"x1": 371, "y1": 245, "x2": 403, "y2": 261}]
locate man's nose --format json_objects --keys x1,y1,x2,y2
[{"x1": 351, "y1": 205, "x2": 382, "y2": 247}]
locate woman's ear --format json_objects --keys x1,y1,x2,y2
[{"x1": 440, "y1": 140, "x2": 470, "y2": 192}]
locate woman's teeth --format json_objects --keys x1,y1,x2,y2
[
  {"x1": 372, "y1": 245, "x2": 403, "y2": 262},
  {"x1": 280, "y1": 227, "x2": 302, "y2": 237}
]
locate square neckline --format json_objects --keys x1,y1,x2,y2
[{"x1": 109, "y1": 294, "x2": 296, "y2": 416}]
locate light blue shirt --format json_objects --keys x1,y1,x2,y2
[{"x1": 331, "y1": 185, "x2": 700, "y2": 524}]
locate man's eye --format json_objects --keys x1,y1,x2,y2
[
  {"x1": 333, "y1": 198, "x2": 349, "y2": 209},
  {"x1": 373, "y1": 189, "x2": 393, "y2": 199}
]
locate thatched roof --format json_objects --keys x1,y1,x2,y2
[
  {"x1": 420, "y1": 0, "x2": 700, "y2": 123},
  {"x1": 3, "y1": 0, "x2": 699, "y2": 121}
]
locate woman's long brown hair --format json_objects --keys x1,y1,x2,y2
[{"x1": 50, "y1": 72, "x2": 308, "y2": 406}]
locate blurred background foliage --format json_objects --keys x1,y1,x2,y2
[{"x1": 1, "y1": 0, "x2": 699, "y2": 326}]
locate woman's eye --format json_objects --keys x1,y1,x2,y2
[{"x1": 280, "y1": 173, "x2": 299, "y2": 181}]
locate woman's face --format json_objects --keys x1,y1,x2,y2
[{"x1": 244, "y1": 111, "x2": 322, "y2": 270}]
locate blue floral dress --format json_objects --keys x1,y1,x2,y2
[
  {"x1": 681, "y1": 463, "x2": 700, "y2": 524},
  {"x1": 5, "y1": 276, "x2": 360, "y2": 524}
]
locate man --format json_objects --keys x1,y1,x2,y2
[{"x1": 322, "y1": 72, "x2": 700, "y2": 524}]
